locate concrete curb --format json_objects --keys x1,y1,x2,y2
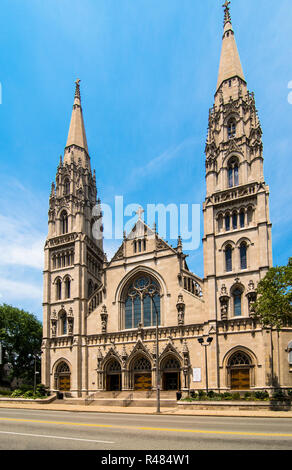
[{"x1": 1, "y1": 402, "x2": 292, "y2": 418}]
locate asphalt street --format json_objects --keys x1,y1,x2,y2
[{"x1": 0, "y1": 408, "x2": 292, "y2": 451}]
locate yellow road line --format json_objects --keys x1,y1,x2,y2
[{"x1": 0, "y1": 417, "x2": 292, "y2": 438}]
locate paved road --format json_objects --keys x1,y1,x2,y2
[{"x1": 0, "y1": 408, "x2": 292, "y2": 450}]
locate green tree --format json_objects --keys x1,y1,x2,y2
[
  {"x1": 0, "y1": 304, "x2": 43, "y2": 386},
  {"x1": 252, "y1": 258, "x2": 292, "y2": 328}
]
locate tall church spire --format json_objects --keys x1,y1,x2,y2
[
  {"x1": 64, "y1": 79, "x2": 90, "y2": 168},
  {"x1": 216, "y1": 1, "x2": 245, "y2": 93}
]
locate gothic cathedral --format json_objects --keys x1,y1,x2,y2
[{"x1": 41, "y1": 3, "x2": 292, "y2": 397}]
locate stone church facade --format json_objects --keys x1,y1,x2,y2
[{"x1": 41, "y1": 4, "x2": 292, "y2": 397}]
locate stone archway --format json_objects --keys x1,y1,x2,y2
[
  {"x1": 131, "y1": 355, "x2": 152, "y2": 391},
  {"x1": 161, "y1": 356, "x2": 181, "y2": 391},
  {"x1": 227, "y1": 351, "x2": 252, "y2": 390},
  {"x1": 54, "y1": 361, "x2": 71, "y2": 391},
  {"x1": 105, "y1": 359, "x2": 122, "y2": 391}
]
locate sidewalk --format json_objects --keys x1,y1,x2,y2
[{"x1": 1, "y1": 400, "x2": 292, "y2": 418}]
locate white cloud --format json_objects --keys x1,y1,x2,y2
[
  {"x1": 0, "y1": 214, "x2": 45, "y2": 270},
  {"x1": 0, "y1": 277, "x2": 42, "y2": 301}
]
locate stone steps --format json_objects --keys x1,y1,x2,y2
[
  {"x1": 56, "y1": 390, "x2": 178, "y2": 407},
  {"x1": 86, "y1": 398, "x2": 177, "y2": 407}
]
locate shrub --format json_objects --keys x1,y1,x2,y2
[
  {"x1": 221, "y1": 392, "x2": 233, "y2": 400},
  {"x1": 23, "y1": 390, "x2": 34, "y2": 398},
  {"x1": 36, "y1": 384, "x2": 49, "y2": 397},
  {"x1": 254, "y1": 390, "x2": 269, "y2": 400},
  {"x1": 244, "y1": 392, "x2": 252, "y2": 400},
  {"x1": 231, "y1": 392, "x2": 241, "y2": 401},
  {"x1": 11, "y1": 389, "x2": 23, "y2": 398},
  {"x1": 272, "y1": 389, "x2": 286, "y2": 400},
  {"x1": 198, "y1": 390, "x2": 207, "y2": 400},
  {"x1": 207, "y1": 390, "x2": 215, "y2": 399}
]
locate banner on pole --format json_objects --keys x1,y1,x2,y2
[{"x1": 193, "y1": 368, "x2": 201, "y2": 382}]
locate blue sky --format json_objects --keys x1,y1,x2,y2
[{"x1": 0, "y1": 0, "x2": 291, "y2": 322}]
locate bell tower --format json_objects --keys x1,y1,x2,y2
[
  {"x1": 42, "y1": 80, "x2": 105, "y2": 396},
  {"x1": 203, "y1": 1, "x2": 273, "y2": 323}
]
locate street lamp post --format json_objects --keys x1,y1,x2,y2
[
  {"x1": 33, "y1": 351, "x2": 42, "y2": 395},
  {"x1": 197, "y1": 336, "x2": 213, "y2": 394},
  {"x1": 33, "y1": 355, "x2": 37, "y2": 395},
  {"x1": 151, "y1": 296, "x2": 160, "y2": 414}
]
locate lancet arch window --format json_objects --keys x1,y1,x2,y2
[
  {"x1": 239, "y1": 210, "x2": 245, "y2": 228},
  {"x1": 232, "y1": 288, "x2": 243, "y2": 317},
  {"x1": 232, "y1": 212, "x2": 238, "y2": 230},
  {"x1": 123, "y1": 275, "x2": 161, "y2": 329},
  {"x1": 134, "y1": 239, "x2": 147, "y2": 253},
  {"x1": 225, "y1": 213, "x2": 231, "y2": 231},
  {"x1": 228, "y1": 157, "x2": 239, "y2": 188},
  {"x1": 240, "y1": 242, "x2": 247, "y2": 270},
  {"x1": 64, "y1": 277, "x2": 71, "y2": 299},
  {"x1": 225, "y1": 245, "x2": 233, "y2": 272},
  {"x1": 59, "y1": 311, "x2": 67, "y2": 335},
  {"x1": 56, "y1": 279, "x2": 62, "y2": 300},
  {"x1": 227, "y1": 118, "x2": 236, "y2": 139},
  {"x1": 60, "y1": 210, "x2": 68, "y2": 234},
  {"x1": 63, "y1": 178, "x2": 70, "y2": 196}
]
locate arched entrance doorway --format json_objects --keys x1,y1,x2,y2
[
  {"x1": 228, "y1": 351, "x2": 252, "y2": 390},
  {"x1": 105, "y1": 359, "x2": 122, "y2": 391},
  {"x1": 132, "y1": 356, "x2": 152, "y2": 391},
  {"x1": 55, "y1": 362, "x2": 71, "y2": 391},
  {"x1": 161, "y1": 356, "x2": 181, "y2": 391}
]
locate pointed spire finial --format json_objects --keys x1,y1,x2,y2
[
  {"x1": 223, "y1": 0, "x2": 231, "y2": 26},
  {"x1": 216, "y1": 0, "x2": 245, "y2": 92},
  {"x1": 75, "y1": 78, "x2": 81, "y2": 101}
]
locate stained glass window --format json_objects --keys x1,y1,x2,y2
[
  {"x1": 225, "y1": 246, "x2": 232, "y2": 272},
  {"x1": 60, "y1": 312, "x2": 67, "y2": 335},
  {"x1": 60, "y1": 211, "x2": 68, "y2": 234},
  {"x1": 228, "y1": 157, "x2": 239, "y2": 188},
  {"x1": 125, "y1": 298, "x2": 132, "y2": 329},
  {"x1": 134, "y1": 296, "x2": 141, "y2": 327},
  {"x1": 233, "y1": 289, "x2": 242, "y2": 316},
  {"x1": 229, "y1": 352, "x2": 250, "y2": 366},
  {"x1": 143, "y1": 295, "x2": 151, "y2": 327},
  {"x1": 240, "y1": 243, "x2": 247, "y2": 270},
  {"x1": 123, "y1": 275, "x2": 161, "y2": 329},
  {"x1": 234, "y1": 165, "x2": 239, "y2": 185},
  {"x1": 228, "y1": 120, "x2": 236, "y2": 139}
]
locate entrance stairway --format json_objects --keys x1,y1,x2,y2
[{"x1": 83, "y1": 390, "x2": 178, "y2": 407}]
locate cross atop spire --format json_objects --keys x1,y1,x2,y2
[
  {"x1": 223, "y1": 1, "x2": 231, "y2": 27},
  {"x1": 74, "y1": 78, "x2": 81, "y2": 101},
  {"x1": 136, "y1": 207, "x2": 145, "y2": 220}
]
